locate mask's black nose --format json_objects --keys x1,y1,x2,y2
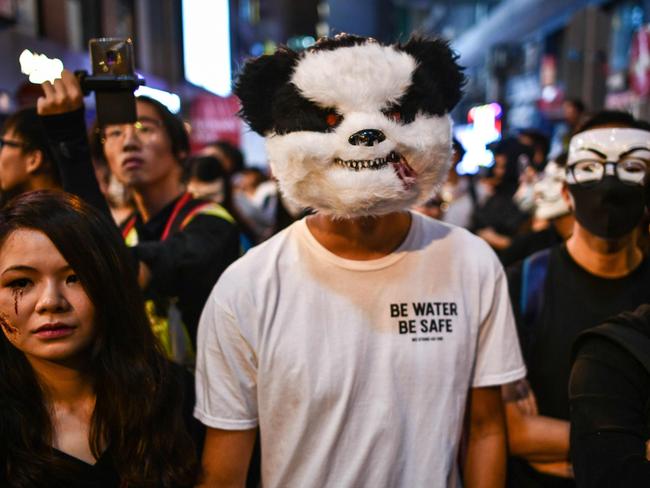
[{"x1": 348, "y1": 129, "x2": 386, "y2": 146}]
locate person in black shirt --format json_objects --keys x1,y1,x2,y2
[
  {"x1": 503, "y1": 111, "x2": 650, "y2": 487},
  {"x1": 473, "y1": 137, "x2": 531, "y2": 252},
  {"x1": 0, "y1": 191, "x2": 200, "y2": 487},
  {"x1": 570, "y1": 304, "x2": 650, "y2": 487},
  {"x1": 36, "y1": 71, "x2": 241, "y2": 364}
]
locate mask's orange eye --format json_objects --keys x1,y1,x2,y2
[{"x1": 326, "y1": 112, "x2": 342, "y2": 127}]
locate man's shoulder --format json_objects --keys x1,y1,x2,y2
[
  {"x1": 219, "y1": 221, "x2": 301, "y2": 278},
  {"x1": 415, "y1": 213, "x2": 502, "y2": 269}
]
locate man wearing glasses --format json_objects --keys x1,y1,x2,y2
[
  {"x1": 0, "y1": 107, "x2": 60, "y2": 202},
  {"x1": 503, "y1": 111, "x2": 650, "y2": 487},
  {"x1": 36, "y1": 71, "x2": 241, "y2": 364}
]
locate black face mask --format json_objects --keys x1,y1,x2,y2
[{"x1": 569, "y1": 176, "x2": 647, "y2": 239}]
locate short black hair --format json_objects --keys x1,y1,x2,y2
[
  {"x1": 187, "y1": 155, "x2": 227, "y2": 182},
  {"x1": 2, "y1": 107, "x2": 59, "y2": 183},
  {"x1": 565, "y1": 98, "x2": 585, "y2": 113},
  {"x1": 575, "y1": 110, "x2": 650, "y2": 133},
  {"x1": 518, "y1": 128, "x2": 550, "y2": 159},
  {"x1": 203, "y1": 140, "x2": 245, "y2": 174}
]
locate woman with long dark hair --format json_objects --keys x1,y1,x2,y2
[{"x1": 0, "y1": 191, "x2": 199, "y2": 487}]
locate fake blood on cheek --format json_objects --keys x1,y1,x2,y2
[{"x1": 12, "y1": 288, "x2": 22, "y2": 316}]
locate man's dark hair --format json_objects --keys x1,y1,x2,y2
[
  {"x1": 576, "y1": 110, "x2": 650, "y2": 134},
  {"x1": 565, "y1": 98, "x2": 585, "y2": 113},
  {"x1": 0, "y1": 191, "x2": 198, "y2": 486},
  {"x1": 554, "y1": 151, "x2": 568, "y2": 168},
  {"x1": 518, "y1": 128, "x2": 550, "y2": 160},
  {"x1": 187, "y1": 155, "x2": 227, "y2": 182},
  {"x1": 2, "y1": 107, "x2": 59, "y2": 183},
  {"x1": 204, "y1": 140, "x2": 245, "y2": 174}
]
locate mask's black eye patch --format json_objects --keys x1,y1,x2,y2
[
  {"x1": 272, "y1": 83, "x2": 343, "y2": 134},
  {"x1": 381, "y1": 104, "x2": 417, "y2": 124},
  {"x1": 381, "y1": 105, "x2": 403, "y2": 124}
]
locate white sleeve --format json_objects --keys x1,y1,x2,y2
[
  {"x1": 194, "y1": 289, "x2": 259, "y2": 430},
  {"x1": 472, "y1": 263, "x2": 526, "y2": 388}
]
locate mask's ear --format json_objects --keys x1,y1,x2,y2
[
  {"x1": 397, "y1": 37, "x2": 466, "y2": 114},
  {"x1": 234, "y1": 48, "x2": 299, "y2": 135}
]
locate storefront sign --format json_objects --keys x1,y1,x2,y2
[{"x1": 188, "y1": 93, "x2": 241, "y2": 151}]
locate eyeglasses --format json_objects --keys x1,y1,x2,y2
[
  {"x1": 102, "y1": 118, "x2": 162, "y2": 144},
  {"x1": 0, "y1": 138, "x2": 26, "y2": 150},
  {"x1": 567, "y1": 158, "x2": 648, "y2": 186}
]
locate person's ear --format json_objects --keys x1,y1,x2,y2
[{"x1": 24, "y1": 149, "x2": 44, "y2": 175}]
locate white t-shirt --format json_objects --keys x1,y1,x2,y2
[{"x1": 195, "y1": 212, "x2": 525, "y2": 487}]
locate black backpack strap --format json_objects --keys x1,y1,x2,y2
[
  {"x1": 574, "y1": 323, "x2": 650, "y2": 375},
  {"x1": 519, "y1": 248, "x2": 551, "y2": 352},
  {"x1": 167, "y1": 196, "x2": 209, "y2": 236}
]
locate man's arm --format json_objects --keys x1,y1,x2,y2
[
  {"x1": 463, "y1": 386, "x2": 507, "y2": 488},
  {"x1": 196, "y1": 427, "x2": 256, "y2": 488},
  {"x1": 38, "y1": 71, "x2": 112, "y2": 217},
  {"x1": 503, "y1": 380, "x2": 570, "y2": 463}
]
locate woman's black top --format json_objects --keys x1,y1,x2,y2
[{"x1": 2, "y1": 363, "x2": 203, "y2": 487}]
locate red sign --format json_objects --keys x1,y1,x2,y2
[
  {"x1": 630, "y1": 26, "x2": 650, "y2": 97},
  {"x1": 188, "y1": 94, "x2": 241, "y2": 152}
]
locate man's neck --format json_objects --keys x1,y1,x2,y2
[
  {"x1": 566, "y1": 223, "x2": 643, "y2": 278},
  {"x1": 133, "y1": 180, "x2": 185, "y2": 223},
  {"x1": 27, "y1": 176, "x2": 59, "y2": 192},
  {"x1": 551, "y1": 213, "x2": 574, "y2": 241},
  {"x1": 306, "y1": 211, "x2": 412, "y2": 260}
]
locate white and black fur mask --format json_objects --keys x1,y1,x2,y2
[{"x1": 235, "y1": 34, "x2": 465, "y2": 218}]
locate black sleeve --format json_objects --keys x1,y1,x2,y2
[
  {"x1": 134, "y1": 214, "x2": 240, "y2": 299},
  {"x1": 40, "y1": 108, "x2": 111, "y2": 217},
  {"x1": 569, "y1": 336, "x2": 650, "y2": 488}
]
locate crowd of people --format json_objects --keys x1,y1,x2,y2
[{"x1": 0, "y1": 33, "x2": 648, "y2": 488}]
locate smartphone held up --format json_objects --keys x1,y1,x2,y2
[
  {"x1": 22, "y1": 37, "x2": 145, "y2": 125},
  {"x1": 78, "y1": 38, "x2": 145, "y2": 125}
]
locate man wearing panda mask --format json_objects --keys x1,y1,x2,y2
[{"x1": 195, "y1": 34, "x2": 526, "y2": 487}]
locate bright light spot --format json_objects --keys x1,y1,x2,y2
[
  {"x1": 135, "y1": 85, "x2": 181, "y2": 114},
  {"x1": 182, "y1": 0, "x2": 231, "y2": 96},
  {"x1": 541, "y1": 85, "x2": 558, "y2": 102},
  {"x1": 302, "y1": 36, "x2": 315, "y2": 48},
  {"x1": 19, "y1": 49, "x2": 64, "y2": 84},
  {"x1": 455, "y1": 102, "x2": 503, "y2": 174},
  {"x1": 251, "y1": 42, "x2": 264, "y2": 57}
]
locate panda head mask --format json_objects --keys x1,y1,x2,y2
[{"x1": 235, "y1": 34, "x2": 465, "y2": 219}]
